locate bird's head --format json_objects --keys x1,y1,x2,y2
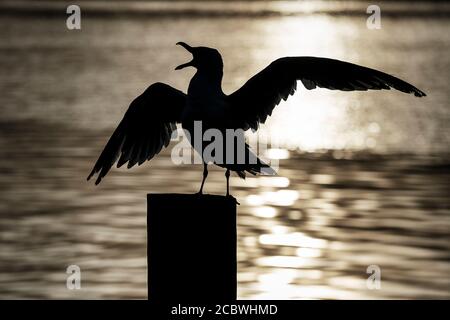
[{"x1": 175, "y1": 42, "x2": 223, "y2": 72}]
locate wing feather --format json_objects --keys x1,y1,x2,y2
[
  {"x1": 87, "y1": 82, "x2": 186, "y2": 184},
  {"x1": 228, "y1": 57, "x2": 426, "y2": 130}
]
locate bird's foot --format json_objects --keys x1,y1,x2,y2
[{"x1": 227, "y1": 194, "x2": 240, "y2": 205}]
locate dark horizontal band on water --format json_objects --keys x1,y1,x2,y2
[{"x1": 2, "y1": 3, "x2": 450, "y2": 19}]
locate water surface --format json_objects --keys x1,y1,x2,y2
[{"x1": 0, "y1": 1, "x2": 449, "y2": 299}]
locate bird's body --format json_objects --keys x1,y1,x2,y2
[
  {"x1": 182, "y1": 70, "x2": 228, "y2": 133},
  {"x1": 87, "y1": 42, "x2": 426, "y2": 195},
  {"x1": 180, "y1": 47, "x2": 273, "y2": 187}
]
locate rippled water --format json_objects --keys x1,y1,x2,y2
[{"x1": 0, "y1": 1, "x2": 449, "y2": 299}]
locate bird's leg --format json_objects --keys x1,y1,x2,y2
[
  {"x1": 198, "y1": 163, "x2": 208, "y2": 194},
  {"x1": 225, "y1": 169, "x2": 230, "y2": 196}
]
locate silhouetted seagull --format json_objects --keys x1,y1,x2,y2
[{"x1": 87, "y1": 42, "x2": 426, "y2": 195}]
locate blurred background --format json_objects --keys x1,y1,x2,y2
[{"x1": 0, "y1": 0, "x2": 449, "y2": 299}]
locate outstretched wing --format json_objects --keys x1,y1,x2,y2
[
  {"x1": 87, "y1": 82, "x2": 186, "y2": 185},
  {"x1": 227, "y1": 57, "x2": 426, "y2": 131}
]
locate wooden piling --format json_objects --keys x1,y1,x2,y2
[{"x1": 147, "y1": 194, "x2": 237, "y2": 301}]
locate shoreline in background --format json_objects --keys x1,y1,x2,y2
[{"x1": 1, "y1": 1, "x2": 450, "y2": 18}]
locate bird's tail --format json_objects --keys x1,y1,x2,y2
[{"x1": 236, "y1": 144, "x2": 276, "y2": 179}]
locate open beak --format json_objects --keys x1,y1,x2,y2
[{"x1": 175, "y1": 42, "x2": 194, "y2": 70}]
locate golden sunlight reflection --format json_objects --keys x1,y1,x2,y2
[
  {"x1": 243, "y1": 176, "x2": 290, "y2": 189},
  {"x1": 271, "y1": 225, "x2": 292, "y2": 235},
  {"x1": 239, "y1": 14, "x2": 404, "y2": 153},
  {"x1": 245, "y1": 194, "x2": 264, "y2": 206},
  {"x1": 245, "y1": 15, "x2": 360, "y2": 152},
  {"x1": 296, "y1": 247, "x2": 322, "y2": 258},
  {"x1": 256, "y1": 256, "x2": 318, "y2": 269},
  {"x1": 261, "y1": 190, "x2": 300, "y2": 206},
  {"x1": 259, "y1": 233, "x2": 328, "y2": 249},
  {"x1": 246, "y1": 189, "x2": 300, "y2": 207},
  {"x1": 257, "y1": 269, "x2": 297, "y2": 290},
  {"x1": 250, "y1": 206, "x2": 278, "y2": 218},
  {"x1": 264, "y1": 148, "x2": 290, "y2": 160},
  {"x1": 257, "y1": 176, "x2": 290, "y2": 188}
]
